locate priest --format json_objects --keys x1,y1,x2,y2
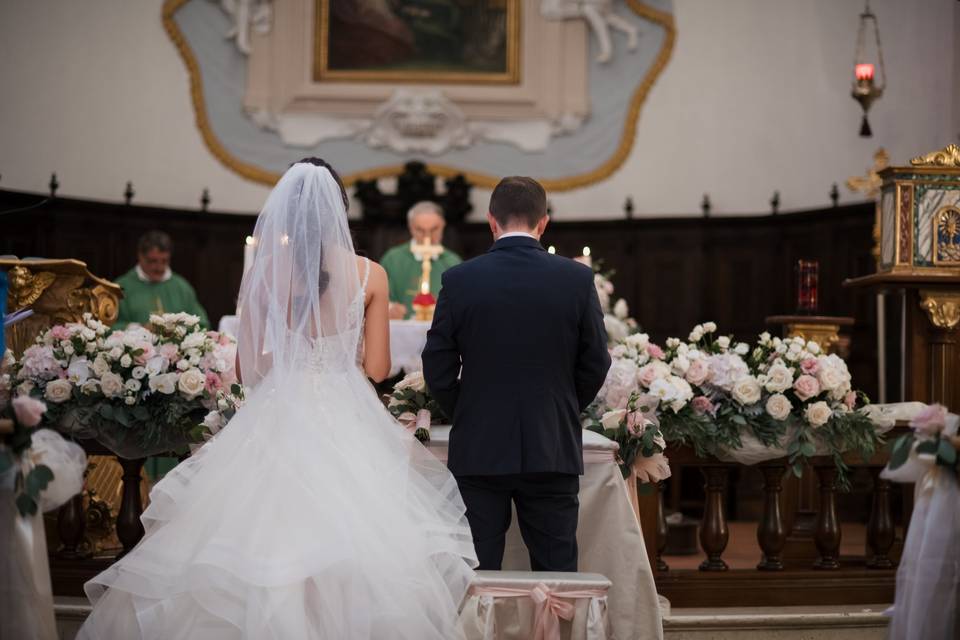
[
  {"x1": 114, "y1": 231, "x2": 209, "y2": 329},
  {"x1": 381, "y1": 201, "x2": 462, "y2": 319}
]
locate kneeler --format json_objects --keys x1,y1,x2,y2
[{"x1": 458, "y1": 570, "x2": 612, "y2": 640}]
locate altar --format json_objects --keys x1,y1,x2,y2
[{"x1": 426, "y1": 426, "x2": 663, "y2": 640}]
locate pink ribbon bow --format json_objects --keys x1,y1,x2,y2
[
  {"x1": 469, "y1": 582, "x2": 607, "y2": 640},
  {"x1": 397, "y1": 408, "x2": 431, "y2": 434}
]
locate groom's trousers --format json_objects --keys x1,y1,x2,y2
[{"x1": 455, "y1": 473, "x2": 579, "y2": 572}]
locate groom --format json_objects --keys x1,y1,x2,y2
[{"x1": 423, "y1": 177, "x2": 611, "y2": 571}]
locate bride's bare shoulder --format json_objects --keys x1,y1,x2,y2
[{"x1": 356, "y1": 256, "x2": 387, "y2": 290}]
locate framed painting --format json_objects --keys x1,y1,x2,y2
[{"x1": 315, "y1": 0, "x2": 521, "y2": 84}]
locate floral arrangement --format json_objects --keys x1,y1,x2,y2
[
  {"x1": 584, "y1": 389, "x2": 669, "y2": 480},
  {"x1": 593, "y1": 269, "x2": 640, "y2": 345},
  {"x1": 385, "y1": 371, "x2": 446, "y2": 442},
  {"x1": 887, "y1": 404, "x2": 960, "y2": 473},
  {"x1": 14, "y1": 313, "x2": 243, "y2": 458},
  {"x1": 1, "y1": 347, "x2": 55, "y2": 516},
  {"x1": 592, "y1": 322, "x2": 879, "y2": 488}
]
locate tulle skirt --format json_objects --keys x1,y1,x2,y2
[
  {"x1": 887, "y1": 467, "x2": 960, "y2": 640},
  {"x1": 77, "y1": 368, "x2": 477, "y2": 639}
]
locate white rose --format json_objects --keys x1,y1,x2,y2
[
  {"x1": 805, "y1": 401, "x2": 833, "y2": 428},
  {"x1": 734, "y1": 342, "x2": 750, "y2": 356},
  {"x1": 731, "y1": 376, "x2": 762, "y2": 405},
  {"x1": 81, "y1": 327, "x2": 95, "y2": 341},
  {"x1": 109, "y1": 347, "x2": 123, "y2": 360},
  {"x1": 44, "y1": 379, "x2": 73, "y2": 404},
  {"x1": 66, "y1": 358, "x2": 91, "y2": 384},
  {"x1": 80, "y1": 379, "x2": 100, "y2": 396},
  {"x1": 85, "y1": 342, "x2": 97, "y2": 353},
  {"x1": 649, "y1": 378, "x2": 678, "y2": 403},
  {"x1": 149, "y1": 373, "x2": 178, "y2": 395},
  {"x1": 131, "y1": 366, "x2": 147, "y2": 380},
  {"x1": 600, "y1": 409, "x2": 627, "y2": 431},
  {"x1": 671, "y1": 356, "x2": 690, "y2": 375},
  {"x1": 669, "y1": 377, "x2": 694, "y2": 412},
  {"x1": 181, "y1": 333, "x2": 206, "y2": 350},
  {"x1": 63, "y1": 344, "x2": 75, "y2": 356},
  {"x1": 666, "y1": 337, "x2": 680, "y2": 349},
  {"x1": 178, "y1": 368, "x2": 206, "y2": 399},
  {"x1": 688, "y1": 327, "x2": 704, "y2": 342},
  {"x1": 716, "y1": 336, "x2": 731, "y2": 350},
  {"x1": 145, "y1": 356, "x2": 168, "y2": 377},
  {"x1": 120, "y1": 353, "x2": 132, "y2": 368},
  {"x1": 765, "y1": 393, "x2": 792, "y2": 420},
  {"x1": 764, "y1": 364, "x2": 794, "y2": 393},
  {"x1": 703, "y1": 322, "x2": 717, "y2": 333},
  {"x1": 613, "y1": 299, "x2": 629, "y2": 320},
  {"x1": 100, "y1": 372, "x2": 124, "y2": 398},
  {"x1": 759, "y1": 331, "x2": 772, "y2": 344},
  {"x1": 124, "y1": 378, "x2": 142, "y2": 393},
  {"x1": 624, "y1": 333, "x2": 649, "y2": 350},
  {"x1": 124, "y1": 395, "x2": 137, "y2": 405},
  {"x1": 176, "y1": 359, "x2": 190, "y2": 371},
  {"x1": 395, "y1": 371, "x2": 426, "y2": 393},
  {"x1": 817, "y1": 366, "x2": 843, "y2": 392},
  {"x1": 807, "y1": 341, "x2": 821, "y2": 355},
  {"x1": 604, "y1": 316, "x2": 629, "y2": 343}
]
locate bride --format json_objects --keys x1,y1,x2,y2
[{"x1": 78, "y1": 158, "x2": 478, "y2": 639}]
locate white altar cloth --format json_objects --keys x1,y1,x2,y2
[
  {"x1": 388, "y1": 319, "x2": 431, "y2": 376},
  {"x1": 428, "y1": 427, "x2": 663, "y2": 640}
]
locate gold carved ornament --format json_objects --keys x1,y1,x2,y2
[
  {"x1": 911, "y1": 144, "x2": 960, "y2": 168},
  {"x1": 919, "y1": 292, "x2": 960, "y2": 330},
  {"x1": 161, "y1": 0, "x2": 676, "y2": 192},
  {"x1": 2, "y1": 259, "x2": 122, "y2": 358}
]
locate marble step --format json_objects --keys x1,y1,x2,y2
[
  {"x1": 663, "y1": 599, "x2": 891, "y2": 640},
  {"x1": 57, "y1": 597, "x2": 892, "y2": 639}
]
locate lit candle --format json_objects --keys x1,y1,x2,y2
[
  {"x1": 855, "y1": 63, "x2": 874, "y2": 82},
  {"x1": 243, "y1": 236, "x2": 256, "y2": 275},
  {"x1": 579, "y1": 246, "x2": 592, "y2": 268},
  {"x1": 547, "y1": 246, "x2": 557, "y2": 254}
]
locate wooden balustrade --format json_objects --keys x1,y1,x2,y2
[{"x1": 648, "y1": 427, "x2": 910, "y2": 607}]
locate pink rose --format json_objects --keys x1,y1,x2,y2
[
  {"x1": 911, "y1": 404, "x2": 948, "y2": 437},
  {"x1": 685, "y1": 359, "x2": 709, "y2": 386},
  {"x1": 793, "y1": 374, "x2": 821, "y2": 401},
  {"x1": 637, "y1": 364, "x2": 659, "y2": 388},
  {"x1": 50, "y1": 325, "x2": 72, "y2": 341},
  {"x1": 692, "y1": 396, "x2": 717, "y2": 417},
  {"x1": 626, "y1": 411, "x2": 649, "y2": 436},
  {"x1": 204, "y1": 371, "x2": 223, "y2": 393},
  {"x1": 12, "y1": 396, "x2": 47, "y2": 427},
  {"x1": 134, "y1": 343, "x2": 155, "y2": 365},
  {"x1": 844, "y1": 391, "x2": 857, "y2": 409},
  {"x1": 800, "y1": 358, "x2": 819, "y2": 375},
  {"x1": 647, "y1": 344, "x2": 665, "y2": 360},
  {"x1": 159, "y1": 343, "x2": 180, "y2": 362}
]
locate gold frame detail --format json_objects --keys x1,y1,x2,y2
[
  {"x1": 161, "y1": 0, "x2": 675, "y2": 191},
  {"x1": 932, "y1": 206, "x2": 960, "y2": 267},
  {"x1": 911, "y1": 144, "x2": 960, "y2": 168},
  {"x1": 314, "y1": 0, "x2": 521, "y2": 85}
]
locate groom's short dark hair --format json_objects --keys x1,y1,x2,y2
[{"x1": 489, "y1": 177, "x2": 547, "y2": 229}]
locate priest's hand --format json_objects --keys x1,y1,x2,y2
[{"x1": 388, "y1": 302, "x2": 407, "y2": 320}]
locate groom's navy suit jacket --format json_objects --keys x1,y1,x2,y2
[{"x1": 422, "y1": 236, "x2": 611, "y2": 477}]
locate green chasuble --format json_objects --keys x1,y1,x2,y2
[
  {"x1": 114, "y1": 268, "x2": 210, "y2": 330},
  {"x1": 381, "y1": 243, "x2": 462, "y2": 318},
  {"x1": 114, "y1": 267, "x2": 210, "y2": 481}
]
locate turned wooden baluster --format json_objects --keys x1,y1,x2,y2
[
  {"x1": 866, "y1": 468, "x2": 896, "y2": 569},
  {"x1": 116, "y1": 457, "x2": 146, "y2": 556},
  {"x1": 57, "y1": 493, "x2": 86, "y2": 559},
  {"x1": 813, "y1": 465, "x2": 841, "y2": 569},
  {"x1": 656, "y1": 481, "x2": 669, "y2": 572},
  {"x1": 699, "y1": 466, "x2": 729, "y2": 571},
  {"x1": 756, "y1": 464, "x2": 787, "y2": 571}
]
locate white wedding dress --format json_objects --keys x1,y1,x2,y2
[{"x1": 78, "y1": 163, "x2": 477, "y2": 639}]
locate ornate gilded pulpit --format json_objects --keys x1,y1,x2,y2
[
  {"x1": 0, "y1": 259, "x2": 135, "y2": 567},
  {"x1": 846, "y1": 144, "x2": 960, "y2": 410},
  {"x1": 1, "y1": 258, "x2": 122, "y2": 358}
]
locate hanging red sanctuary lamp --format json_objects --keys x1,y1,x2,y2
[{"x1": 850, "y1": 1, "x2": 886, "y2": 137}]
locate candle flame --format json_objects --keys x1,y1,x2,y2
[
  {"x1": 582, "y1": 246, "x2": 591, "y2": 257},
  {"x1": 547, "y1": 246, "x2": 556, "y2": 254},
  {"x1": 245, "y1": 235, "x2": 256, "y2": 246},
  {"x1": 855, "y1": 63, "x2": 874, "y2": 81}
]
